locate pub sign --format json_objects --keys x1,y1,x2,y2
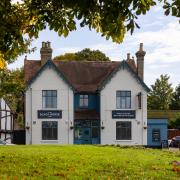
[
  {"x1": 112, "y1": 110, "x2": 136, "y2": 119},
  {"x1": 38, "y1": 110, "x2": 62, "y2": 119}
]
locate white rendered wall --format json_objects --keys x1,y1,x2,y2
[
  {"x1": 100, "y1": 68, "x2": 147, "y2": 145},
  {"x1": 25, "y1": 66, "x2": 74, "y2": 144}
]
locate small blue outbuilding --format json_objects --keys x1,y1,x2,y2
[{"x1": 147, "y1": 119, "x2": 168, "y2": 147}]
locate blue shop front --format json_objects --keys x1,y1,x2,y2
[
  {"x1": 74, "y1": 94, "x2": 100, "y2": 144},
  {"x1": 147, "y1": 119, "x2": 168, "y2": 147}
]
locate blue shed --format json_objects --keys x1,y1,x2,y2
[{"x1": 147, "y1": 119, "x2": 168, "y2": 147}]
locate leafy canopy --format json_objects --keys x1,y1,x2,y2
[
  {"x1": 0, "y1": 68, "x2": 25, "y2": 127},
  {"x1": 169, "y1": 114, "x2": 180, "y2": 129},
  {"x1": 170, "y1": 84, "x2": 180, "y2": 110},
  {"x1": 148, "y1": 74, "x2": 174, "y2": 110},
  {"x1": 54, "y1": 48, "x2": 110, "y2": 61},
  {"x1": 1, "y1": 0, "x2": 180, "y2": 63}
]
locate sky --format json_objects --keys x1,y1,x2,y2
[{"x1": 9, "y1": 2, "x2": 180, "y2": 88}]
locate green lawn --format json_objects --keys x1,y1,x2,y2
[{"x1": 0, "y1": 145, "x2": 179, "y2": 179}]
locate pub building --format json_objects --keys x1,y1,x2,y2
[{"x1": 25, "y1": 42, "x2": 149, "y2": 145}]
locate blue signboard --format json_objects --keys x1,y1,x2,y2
[
  {"x1": 38, "y1": 110, "x2": 62, "y2": 119},
  {"x1": 112, "y1": 110, "x2": 136, "y2": 119}
]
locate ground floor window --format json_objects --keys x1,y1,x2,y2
[
  {"x1": 152, "y1": 129, "x2": 160, "y2": 142},
  {"x1": 42, "y1": 121, "x2": 58, "y2": 140},
  {"x1": 116, "y1": 121, "x2": 131, "y2": 140}
]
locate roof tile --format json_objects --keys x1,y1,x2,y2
[{"x1": 24, "y1": 60, "x2": 137, "y2": 92}]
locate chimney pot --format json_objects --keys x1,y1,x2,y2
[
  {"x1": 140, "y1": 43, "x2": 143, "y2": 51},
  {"x1": 47, "y1": 41, "x2": 51, "y2": 48},
  {"x1": 24, "y1": 55, "x2": 27, "y2": 61},
  {"x1": 127, "y1": 53, "x2": 130, "y2": 60},
  {"x1": 42, "y1": 42, "x2": 45, "y2": 48},
  {"x1": 40, "y1": 41, "x2": 53, "y2": 66},
  {"x1": 136, "y1": 43, "x2": 146, "y2": 81}
]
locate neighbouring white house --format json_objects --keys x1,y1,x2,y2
[
  {"x1": 0, "y1": 98, "x2": 14, "y2": 143},
  {"x1": 25, "y1": 42, "x2": 149, "y2": 145}
]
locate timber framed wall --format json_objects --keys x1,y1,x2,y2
[{"x1": 0, "y1": 99, "x2": 14, "y2": 143}]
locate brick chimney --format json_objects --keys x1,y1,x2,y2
[
  {"x1": 40, "y1": 41, "x2": 53, "y2": 66},
  {"x1": 135, "y1": 43, "x2": 146, "y2": 80}
]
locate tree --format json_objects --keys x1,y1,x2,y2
[
  {"x1": 169, "y1": 114, "x2": 180, "y2": 129},
  {"x1": 0, "y1": 58, "x2": 6, "y2": 70},
  {"x1": 54, "y1": 48, "x2": 110, "y2": 61},
  {"x1": 0, "y1": 1, "x2": 35, "y2": 64},
  {"x1": 148, "y1": 74, "x2": 173, "y2": 110},
  {"x1": 170, "y1": 84, "x2": 180, "y2": 110},
  {"x1": 1, "y1": 0, "x2": 180, "y2": 64},
  {"x1": 54, "y1": 53, "x2": 77, "y2": 61},
  {"x1": 0, "y1": 68, "x2": 25, "y2": 127}
]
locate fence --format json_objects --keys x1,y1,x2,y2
[{"x1": 168, "y1": 129, "x2": 180, "y2": 139}]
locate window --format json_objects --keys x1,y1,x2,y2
[
  {"x1": 79, "y1": 95, "x2": 88, "y2": 107},
  {"x1": 42, "y1": 121, "x2": 57, "y2": 140},
  {"x1": 152, "y1": 129, "x2": 161, "y2": 142},
  {"x1": 42, "y1": 90, "x2": 57, "y2": 108},
  {"x1": 116, "y1": 121, "x2": 131, "y2": 140},
  {"x1": 137, "y1": 92, "x2": 142, "y2": 109},
  {"x1": 116, "y1": 91, "x2": 131, "y2": 109}
]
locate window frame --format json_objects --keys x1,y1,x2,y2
[
  {"x1": 116, "y1": 91, "x2": 131, "y2": 109},
  {"x1": 42, "y1": 121, "x2": 58, "y2": 140},
  {"x1": 42, "y1": 90, "x2": 57, "y2": 109},
  {"x1": 137, "y1": 92, "x2": 142, "y2": 109},
  {"x1": 79, "y1": 94, "x2": 89, "y2": 108},
  {"x1": 152, "y1": 129, "x2": 161, "y2": 142},
  {"x1": 116, "y1": 121, "x2": 132, "y2": 140}
]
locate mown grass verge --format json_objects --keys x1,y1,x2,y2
[{"x1": 0, "y1": 145, "x2": 179, "y2": 179}]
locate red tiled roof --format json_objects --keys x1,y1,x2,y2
[
  {"x1": 24, "y1": 60, "x2": 137, "y2": 92},
  {"x1": 24, "y1": 60, "x2": 41, "y2": 82}
]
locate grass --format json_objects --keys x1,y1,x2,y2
[{"x1": 0, "y1": 145, "x2": 179, "y2": 179}]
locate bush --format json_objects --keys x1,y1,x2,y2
[{"x1": 169, "y1": 114, "x2": 180, "y2": 129}]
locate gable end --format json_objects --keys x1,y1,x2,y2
[
  {"x1": 27, "y1": 60, "x2": 75, "y2": 91},
  {"x1": 98, "y1": 60, "x2": 150, "y2": 92}
]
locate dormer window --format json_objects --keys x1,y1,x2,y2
[{"x1": 79, "y1": 95, "x2": 88, "y2": 107}]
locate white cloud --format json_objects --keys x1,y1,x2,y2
[
  {"x1": 90, "y1": 43, "x2": 118, "y2": 51},
  {"x1": 56, "y1": 47, "x2": 81, "y2": 54},
  {"x1": 126, "y1": 21, "x2": 180, "y2": 65}
]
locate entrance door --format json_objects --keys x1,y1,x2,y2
[
  {"x1": 82, "y1": 128, "x2": 91, "y2": 144},
  {"x1": 74, "y1": 120, "x2": 100, "y2": 144}
]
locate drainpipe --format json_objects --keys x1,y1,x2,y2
[
  {"x1": 30, "y1": 88, "x2": 32, "y2": 144},
  {"x1": 141, "y1": 92, "x2": 144, "y2": 145},
  {"x1": 67, "y1": 88, "x2": 70, "y2": 144}
]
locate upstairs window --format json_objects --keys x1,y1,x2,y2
[
  {"x1": 42, "y1": 90, "x2": 57, "y2": 108},
  {"x1": 79, "y1": 95, "x2": 88, "y2": 107},
  {"x1": 137, "y1": 92, "x2": 142, "y2": 109},
  {"x1": 116, "y1": 91, "x2": 131, "y2": 109}
]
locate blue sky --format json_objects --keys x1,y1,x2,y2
[{"x1": 9, "y1": 2, "x2": 180, "y2": 88}]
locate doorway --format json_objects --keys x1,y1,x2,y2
[{"x1": 74, "y1": 120, "x2": 100, "y2": 144}]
